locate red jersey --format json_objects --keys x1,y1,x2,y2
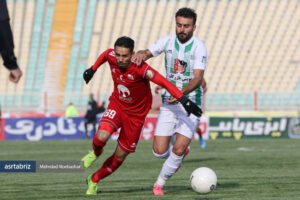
[{"x1": 92, "y1": 48, "x2": 183, "y2": 117}]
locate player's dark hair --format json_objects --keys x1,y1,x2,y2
[
  {"x1": 114, "y1": 36, "x2": 134, "y2": 52},
  {"x1": 175, "y1": 7, "x2": 197, "y2": 25}
]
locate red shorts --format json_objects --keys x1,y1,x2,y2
[{"x1": 99, "y1": 102, "x2": 146, "y2": 153}]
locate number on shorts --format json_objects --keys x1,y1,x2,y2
[{"x1": 103, "y1": 109, "x2": 116, "y2": 119}]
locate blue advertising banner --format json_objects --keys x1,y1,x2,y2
[{"x1": 4, "y1": 117, "x2": 96, "y2": 141}]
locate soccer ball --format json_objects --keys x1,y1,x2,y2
[{"x1": 190, "y1": 167, "x2": 217, "y2": 194}]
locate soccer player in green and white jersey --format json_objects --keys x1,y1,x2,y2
[{"x1": 132, "y1": 7, "x2": 207, "y2": 195}]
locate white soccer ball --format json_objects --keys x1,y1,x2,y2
[{"x1": 190, "y1": 167, "x2": 217, "y2": 194}]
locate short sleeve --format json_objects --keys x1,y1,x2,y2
[
  {"x1": 193, "y1": 41, "x2": 207, "y2": 70},
  {"x1": 148, "y1": 35, "x2": 170, "y2": 57}
]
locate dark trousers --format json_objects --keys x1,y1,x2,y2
[{"x1": 84, "y1": 120, "x2": 97, "y2": 139}]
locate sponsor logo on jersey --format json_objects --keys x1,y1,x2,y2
[
  {"x1": 174, "y1": 59, "x2": 187, "y2": 73},
  {"x1": 202, "y1": 56, "x2": 206, "y2": 64},
  {"x1": 117, "y1": 84, "x2": 130, "y2": 97},
  {"x1": 146, "y1": 70, "x2": 154, "y2": 79},
  {"x1": 167, "y1": 74, "x2": 192, "y2": 82},
  {"x1": 127, "y1": 74, "x2": 134, "y2": 80},
  {"x1": 117, "y1": 74, "x2": 126, "y2": 83},
  {"x1": 117, "y1": 84, "x2": 132, "y2": 102},
  {"x1": 112, "y1": 68, "x2": 116, "y2": 73},
  {"x1": 167, "y1": 50, "x2": 172, "y2": 54}
]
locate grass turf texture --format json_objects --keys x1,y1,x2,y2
[{"x1": 0, "y1": 139, "x2": 300, "y2": 200}]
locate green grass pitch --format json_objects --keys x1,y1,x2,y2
[{"x1": 0, "y1": 139, "x2": 300, "y2": 200}]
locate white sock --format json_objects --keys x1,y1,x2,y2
[
  {"x1": 154, "y1": 175, "x2": 167, "y2": 187},
  {"x1": 155, "y1": 151, "x2": 184, "y2": 187}
]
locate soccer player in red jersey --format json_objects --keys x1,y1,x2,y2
[{"x1": 81, "y1": 36, "x2": 202, "y2": 195}]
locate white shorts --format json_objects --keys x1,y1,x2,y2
[{"x1": 154, "y1": 103, "x2": 200, "y2": 139}]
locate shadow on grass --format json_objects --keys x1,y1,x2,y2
[
  {"x1": 217, "y1": 181, "x2": 239, "y2": 189},
  {"x1": 184, "y1": 157, "x2": 219, "y2": 163},
  {"x1": 163, "y1": 185, "x2": 221, "y2": 200},
  {"x1": 98, "y1": 185, "x2": 153, "y2": 194}
]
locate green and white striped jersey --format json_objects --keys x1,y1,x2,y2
[{"x1": 148, "y1": 34, "x2": 207, "y2": 106}]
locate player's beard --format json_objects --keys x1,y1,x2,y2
[
  {"x1": 118, "y1": 62, "x2": 130, "y2": 70},
  {"x1": 177, "y1": 31, "x2": 193, "y2": 44}
]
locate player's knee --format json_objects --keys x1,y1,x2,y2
[
  {"x1": 98, "y1": 122, "x2": 114, "y2": 133},
  {"x1": 152, "y1": 149, "x2": 169, "y2": 159},
  {"x1": 96, "y1": 122, "x2": 114, "y2": 141},
  {"x1": 172, "y1": 147, "x2": 185, "y2": 156}
]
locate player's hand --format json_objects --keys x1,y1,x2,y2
[
  {"x1": 166, "y1": 96, "x2": 178, "y2": 104},
  {"x1": 9, "y1": 68, "x2": 22, "y2": 83},
  {"x1": 178, "y1": 96, "x2": 202, "y2": 117},
  {"x1": 131, "y1": 50, "x2": 147, "y2": 66},
  {"x1": 155, "y1": 86, "x2": 163, "y2": 94},
  {"x1": 83, "y1": 66, "x2": 95, "y2": 84}
]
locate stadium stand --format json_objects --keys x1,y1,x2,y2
[{"x1": 0, "y1": 0, "x2": 299, "y2": 113}]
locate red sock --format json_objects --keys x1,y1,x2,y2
[
  {"x1": 197, "y1": 128, "x2": 202, "y2": 139},
  {"x1": 92, "y1": 135, "x2": 106, "y2": 156},
  {"x1": 92, "y1": 154, "x2": 123, "y2": 183}
]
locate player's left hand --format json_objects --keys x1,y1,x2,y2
[
  {"x1": 178, "y1": 96, "x2": 202, "y2": 117},
  {"x1": 83, "y1": 66, "x2": 95, "y2": 84}
]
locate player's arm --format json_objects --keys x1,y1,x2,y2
[
  {"x1": 181, "y1": 69, "x2": 204, "y2": 95},
  {"x1": 202, "y1": 78, "x2": 207, "y2": 94},
  {"x1": 131, "y1": 49, "x2": 153, "y2": 65},
  {"x1": 145, "y1": 67, "x2": 202, "y2": 117},
  {"x1": 182, "y1": 40, "x2": 207, "y2": 95},
  {"x1": 132, "y1": 35, "x2": 169, "y2": 65},
  {"x1": 83, "y1": 49, "x2": 110, "y2": 84}
]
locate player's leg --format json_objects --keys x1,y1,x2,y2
[
  {"x1": 152, "y1": 106, "x2": 178, "y2": 195},
  {"x1": 152, "y1": 106, "x2": 177, "y2": 160},
  {"x1": 153, "y1": 105, "x2": 198, "y2": 195},
  {"x1": 86, "y1": 113, "x2": 145, "y2": 195},
  {"x1": 153, "y1": 134, "x2": 191, "y2": 194},
  {"x1": 82, "y1": 103, "x2": 121, "y2": 169},
  {"x1": 86, "y1": 145, "x2": 129, "y2": 195},
  {"x1": 197, "y1": 127, "x2": 206, "y2": 148},
  {"x1": 152, "y1": 136, "x2": 172, "y2": 159},
  {"x1": 81, "y1": 122, "x2": 113, "y2": 169}
]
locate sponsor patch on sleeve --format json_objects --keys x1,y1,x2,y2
[
  {"x1": 202, "y1": 56, "x2": 206, "y2": 64},
  {"x1": 146, "y1": 70, "x2": 154, "y2": 79}
]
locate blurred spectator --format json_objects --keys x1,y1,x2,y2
[
  {"x1": 65, "y1": 102, "x2": 79, "y2": 117},
  {"x1": 84, "y1": 93, "x2": 98, "y2": 138},
  {"x1": 98, "y1": 101, "x2": 106, "y2": 114},
  {"x1": 0, "y1": 0, "x2": 22, "y2": 83}
]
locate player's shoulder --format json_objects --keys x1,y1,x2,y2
[
  {"x1": 140, "y1": 62, "x2": 156, "y2": 79},
  {"x1": 156, "y1": 34, "x2": 176, "y2": 44},
  {"x1": 130, "y1": 61, "x2": 148, "y2": 70},
  {"x1": 165, "y1": 34, "x2": 176, "y2": 40},
  {"x1": 106, "y1": 48, "x2": 115, "y2": 56},
  {"x1": 193, "y1": 37, "x2": 206, "y2": 48},
  {"x1": 163, "y1": 34, "x2": 176, "y2": 42}
]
